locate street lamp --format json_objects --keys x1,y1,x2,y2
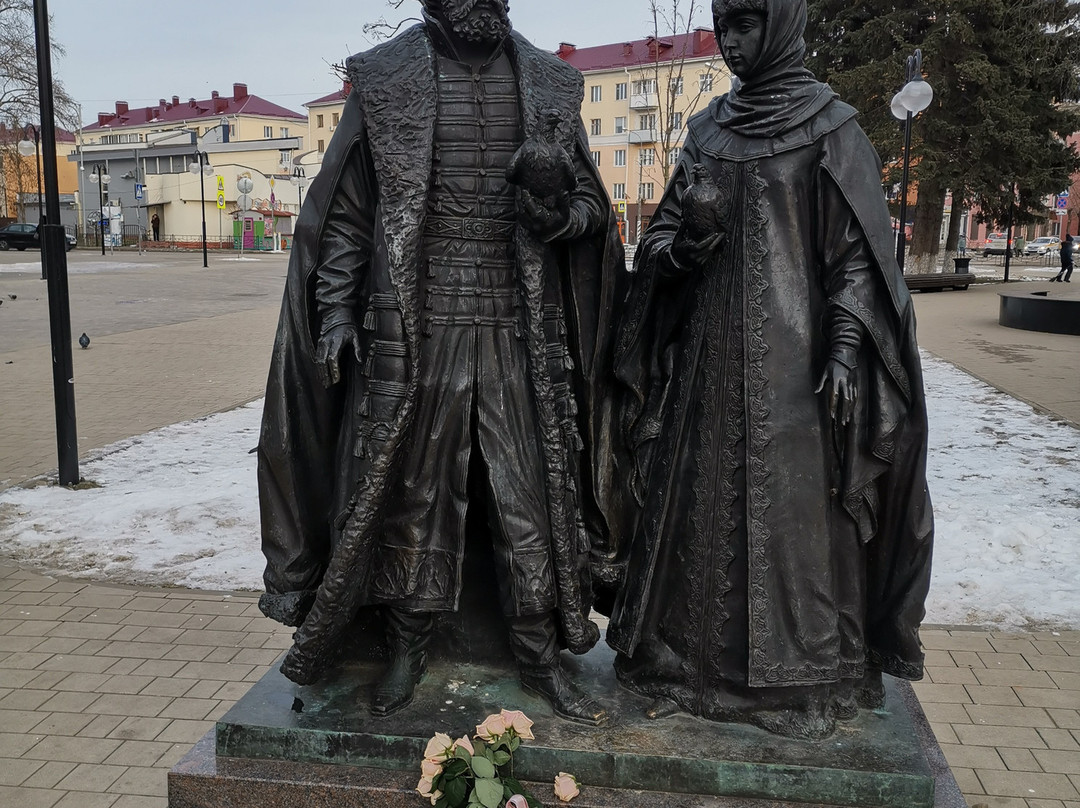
[
  {"x1": 18, "y1": 124, "x2": 45, "y2": 279},
  {"x1": 291, "y1": 167, "x2": 307, "y2": 211},
  {"x1": 87, "y1": 164, "x2": 110, "y2": 256},
  {"x1": 189, "y1": 151, "x2": 214, "y2": 267},
  {"x1": 890, "y1": 49, "x2": 934, "y2": 273}
]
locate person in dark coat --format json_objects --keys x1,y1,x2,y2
[
  {"x1": 1054, "y1": 233, "x2": 1073, "y2": 281},
  {"x1": 256, "y1": 0, "x2": 625, "y2": 724},
  {"x1": 607, "y1": 0, "x2": 934, "y2": 739}
]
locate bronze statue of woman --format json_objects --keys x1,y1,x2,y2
[{"x1": 607, "y1": 0, "x2": 934, "y2": 740}]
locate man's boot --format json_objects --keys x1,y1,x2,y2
[
  {"x1": 509, "y1": 613, "x2": 609, "y2": 727},
  {"x1": 371, "y1": 608, "x2": 433, "y2": 717}
]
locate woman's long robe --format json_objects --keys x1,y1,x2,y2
[{"x1": 607, "y1": 97, "x2": 934, "y2": 724}]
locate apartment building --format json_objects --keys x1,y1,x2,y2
[
  {"x1": 558, "y1": 30, "x2": 729, "y2": 243},
  {"x1": 305, "y1": 82, "x2": 351, "y2": 164}
]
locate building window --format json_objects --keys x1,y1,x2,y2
[
  {"x1": 614, "y1": 149, "x2": 627, "y2": 167},
  {"x1": 590, "y1": 85, "x2": 602, "y2": 103},
  {"x1": 639, "y1": 182, "x2": 655, "y2": 200},
  {"x1": 633, "y1": 78, "x2": 657, "y2": 95},
  {"x1": 318, "y1": 139, "x2": 325, "y2": 153},
  {"x1": 590, "y1": 118, "x2": 602, "y2": 136},
  {"x1": 280, "y1": 150, "x2": 293, "y2": 165},
  {"x1": 638, "y1": 114, "x2": 656, "y2": 131},
  {"x1": 670, "y1": 77, "x2": 684, "y2": 96},
  {"x1": 264, "y1": 126, "x2": 273, "y2": 138},
  {"x1": 316, "y1": 114, "x2": 324, "y2": 127},
  {"x1": 700, "y1": 73, "x2": 714, "y2": 92},
  {"x1": 672, "y1": 112, "x2": 683, "y2": 131},
  {"x1": 614, "y1": 116, "x2": 627, "y2": 134},
  {"x1": 669, "y1": 146, "x2": 681, "y2": 165},
  {"x1": 613, "y1": 182, "x2": 626, "y2": 200},
  {"x1": 281, "y1": 127, "x2": 290, "y2": 138},
  {"x1": 332, "y1": 112, "x2": 340, "y2": 126},
  {"x1": 229, "y1": 125, "x2": 236, "y2": 137},
  {"x1": 639, "y1": 148, "x2": 655, "y2": 166},
  {"x1": 615, "y1": 82, "x2": 627, "y2": 100},
  {"x1": 591, "y1": 151, "x2": 601, "y2": 167}
]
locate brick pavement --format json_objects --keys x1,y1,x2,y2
[
  {"x1": 0, "y1": 562, "x2": 293, "y2": 808},
  {"x1": 1, "y1": 252, "x2": 1079, "y2": 806}
]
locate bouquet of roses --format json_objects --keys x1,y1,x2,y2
[{"x1": 417, "y1": 708, "x2": 580, "y2": 808}]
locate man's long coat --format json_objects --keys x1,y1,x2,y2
[{"x1": 256, "y1": 25, "x2": 625, "y2": 685}]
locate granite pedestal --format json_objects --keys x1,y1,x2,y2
[{"x1": 168, "y1": 641, "x2": 966, "y2": 808}]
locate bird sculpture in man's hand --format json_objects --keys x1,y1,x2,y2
[
  {"x1": 78, "y1": 333, "x2": 90, "y2": 349},
  {"x1": 506, "y1": 108, "x2": 577, "y2": 208}
]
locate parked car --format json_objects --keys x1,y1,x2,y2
[
  {"x1": 0, "y1": 223, "x2": 76, "y2": 252},
  {"x1": 982, "y1": 232, "x2": 1012, "y2": 256},
  {"x1": 1024, "y1": 236, "x2": 1062, "y2": 256}
]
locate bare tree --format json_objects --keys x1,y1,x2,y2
[
  {"x1": 643, "y1": 0, "x2": 717, "y2": 186},
  {"x1": 0, "y1": 0, "x2": 78, "y2": 129}
]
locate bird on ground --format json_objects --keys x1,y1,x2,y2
[
  {"x1": 78, "y1": 333, "x2": 90, "y2": 349},
  {"x1": 8, "y1": 294, "x2": 16, "y2": 300}
]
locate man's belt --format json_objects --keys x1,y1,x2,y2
[{"x1": 426, "y1": 215, "x2": 516, "y2": 241}]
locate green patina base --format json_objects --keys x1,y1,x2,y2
[{"x1": 212, "y1": 643, "x2": 935, "y2": 808}]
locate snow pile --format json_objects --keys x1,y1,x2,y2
[
  {"x1": 0, "y1": 356, "x2": 1077, "y2": 629},
  {"x1": 920, "y1": 353, "x2": 1080, "y2": 629},
  {"x1": 0, "y1": 402, "x2": 264, "y2": 591}
]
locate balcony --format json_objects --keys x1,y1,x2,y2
[
  {"x1": 630, "y1": 93, "x2": 658, "y2": 110},
  {"x1": 628, "y1": 128, "x2": 657, "y2": 144}
]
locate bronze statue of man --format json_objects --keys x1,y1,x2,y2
[{"x1": 256, "y1": 0, "x2": 623, "y2": 725}]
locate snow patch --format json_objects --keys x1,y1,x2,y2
[{"x1": 0, "y1": 355, "x2": 1077, "y2": 630}]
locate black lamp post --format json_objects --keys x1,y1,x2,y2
[
  {"x1": 31, "y1": 0, "x2": 79, "y2": 485},
  {"x1": 17, "y1": 124, "x2": 45, "y2": 279},
  {"x1": 190, "y1": 151, "x2": 213, "y2": 268},
  {"x1": 291, "y1": 166, "x2": 307, "y2": 211},
  {"x1": 87, "y1": 164, "x2": 110, "y2": 256},
  {"x1": 890, "y1": 49, "x2": 934, "y2": 273}
]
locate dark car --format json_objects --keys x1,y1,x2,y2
[{"x1": 0, "y1": 222, "x2": 76, "y2": 252}]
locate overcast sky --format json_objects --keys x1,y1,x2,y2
[{"x1": 46, "y1": 0, "x2": 712, "y2": 125}]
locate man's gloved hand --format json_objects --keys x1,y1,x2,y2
[
  {"x1": 520, "y1": 188, "x2": 571, "y2": 240},
  {"x1": 315, "y1": 323, "x2": 363, "y2": 388}
]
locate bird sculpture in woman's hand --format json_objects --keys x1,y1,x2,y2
[{"x1": 681, "y1": 164, "x2": 725, "y2": 240}]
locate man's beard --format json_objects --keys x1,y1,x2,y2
[{"x1": 446, "y1": 0, "x2": 511, "y2": 45}]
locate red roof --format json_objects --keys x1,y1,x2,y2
[
  {"x1": 82, "y1": 84, "x2": 304, "y2": 132},
  {"x1": 557, "y1": 29, "x2": 721, "y2": 72},
  {"x1": 0, "y1": 123, "x2": 76, "y2": 145},
  {"x1": 306, "y1": 82, "x2": 352, "y2": 107}
]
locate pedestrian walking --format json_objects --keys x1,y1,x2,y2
[
  {"x1": 1053, "y1": 233, "x2": 1073, "y2": 282},
  {"x1": 150, "y1": 213, "x2": 160, "y2": 242},
  {"x1": 958, "y1": 234, "x2": 967, "y2": 257}
]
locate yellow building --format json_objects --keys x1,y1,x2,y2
[
  {"x1": 304, "y1": 82, "x2": 351, "y2": 165},
  {"x1": 558, "y1": 30, "x2": 730, "y2": 243},
  {"x1": 0, "y1": 123, "x2": 79, "y2": 223},
  {"x1": 71, "y1": 84, "x2": 307, "y2": 243}
]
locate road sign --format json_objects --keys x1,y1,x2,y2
[
  {"x1": 1057, "y1": 196, "x2": 1068, "y2": 209},
  {"x1": 238, "y1": 194, "x2": 253, "y2": 211},
  {"x1": 217, "y1": 191, "x2": 226, "y2": 210},
  {"x1": 134, "y1": 183, "x2": 144, "y2": 201},
  {"x1": 217, "y1": 176, "x2": 225, "y2": 192},
  {"x1": 1062, "y1": 189, "x2": 1070, "y2": 197},
  {"x1": 237, "y1": 177, "x2": 254, "y2": 195},
  {"x1": 616, "y1": 200, "x2": 626, "y2": 214}
]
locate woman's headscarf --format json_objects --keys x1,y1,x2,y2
[{"x1": 712, "y1": 0, "x2": 836, "y2": 138}]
